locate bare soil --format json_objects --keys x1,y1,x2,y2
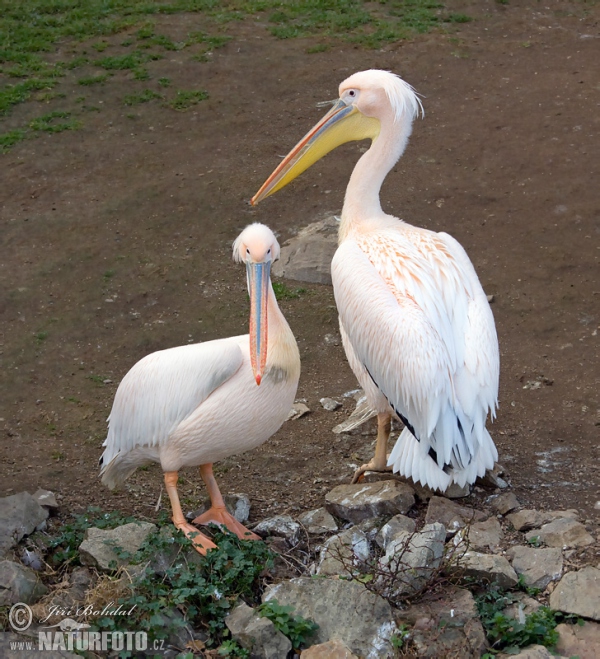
[{"x1": 1, "y1": 1, "x2": 598, "y2": 532}]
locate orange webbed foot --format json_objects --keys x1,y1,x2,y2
[
  {"x1": 192, "y1": 507, "x2": 260, "y2": 541},
  {"x1": 174, "y1": 520, "x2": 217, "y2": 555},
  {"x1": 351, "y1": 458, "x2": 393, "y2": 484}
]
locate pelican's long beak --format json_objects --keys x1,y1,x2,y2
[
  {"x1": 251, "y1": 98, "x2": 380, "y2": 205},
  {"x1": 247, "y1": 261, "x2": 270, "y2": 385}
]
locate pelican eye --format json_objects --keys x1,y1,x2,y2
[
  {"x1": 348, "y1": 89, "x2": 356, "y2": 97},
  {"x1": 246, "y1": 247, "x2": 250, "y2": 254}
]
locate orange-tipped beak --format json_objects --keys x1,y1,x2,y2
[
  {"x1": 247, "y1": 261, "x2": 270, "y2": 385},
  {"x1": 251, "y1": 98, "x2": 380, "y2": 205}
]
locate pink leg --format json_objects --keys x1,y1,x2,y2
[
  {"x1": 192, "y1": 464, "x2": 260, "y2": 541},
  {"x1": 164, "y1": 471, "x2": 216, "y2": 555},
  {"x1": 351, "y1": 412, "x2": 394, "y2": 483}
]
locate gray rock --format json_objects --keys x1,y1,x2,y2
[
  {"x1": 149, "y1": 526, "x2": 205, "y2": 578},
  {"x1": 490, "y1": 491, "x2": 520, "y2": 515},
  {"x1": 0, "y1": 560, "x2": 47, "y2": 605},
  {"x1": 288, "y1": 402, "x2": 311, "y2": 420},
  {"x1": 425, "y1": 496, "x2": 486, "y2": 536},
  {"x1": 301, "y1": 639, "x2": 359, "y2": 658},
  {"x1": 298, "y1": 507, "x2": 338, "y2": 534},
  {"x1": 549, "y1": 566, "x2": 600, "y2": 620},
  {"x1": 188, "y1": 493, "x2": 251, "y2": 524},
  {"x1": 507, "y1": 545, "x2": 563, "y2": 590},
  {"x1": 226, "y1": 602, "x2": 293, "y2": 658},
  {"x1": 399, "y1": 586, "x2": 488, "y2": 658},
  {"x1": 507, "y1": 508, "x2": 579, "y2": 532},
  {"x1": 263, "y1": 577, "x2": 396, "y2": 659},
  {"x1": 325, "y1": 480, "x2": 415, "y2": 524},
  {"x1": 272, "y1": 215, "x2": 339, "y2": 285},
  {"x1": 31, "y1": 489, "x2": 59, "y2": 512},
  {"x1": 444, "y1": 482, "x2": 471, "y2": 498},
  {"x1": 0, "y1": 492, "x2": 49, "y2": 556},
  {"x1": 458, "y1": 552, "x2": 519, "y2": 589},
  {"x1": 332, "y1": 394, "x2": 377, "y2": 434},
  {"x1": 378, "y1": 523, "x2": 446, "y2": 599},
  {"x1": 320, "y1": 397, "x2": 341, "y2": 411},
  {"x1": 78, "y1": 521, "x2": 156, "y2": 571},
  {"x1": 468, "y1": 517, "x2": 503, "y2": 551},
  {"x1": 555, "y1": 619, "x2": 600, "y2": 659},
  {"x1": 375, "y1": 514, "x2": 416, "y2": 551},
  {"x1": 525, "y1": 517, "x2": 594, "y2": 548},
  {"x1": 502, "y1": 592, "x2": 542, "y2": 620},
  {"x1": 253, "y1": 515, "x2": 301, "y2": 545},
  {"x1": 497, "y1": 645, "x2": 568, "y2": 659},
  {"x1": 476, "y1": 464, "x2": 509, "y2": 489},
  {"x1": 317, "y1": 528, "x2": 370, "y2": 577}
]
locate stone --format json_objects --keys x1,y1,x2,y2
[
  {"x1": 325, "y1": 480, "x2": 415, "y2": 524},
  {"x1": 31, "y1": 568, "x2": 95, "y2": 626},
  {"x1": 375, "y1": 514, "x2": 416, "y2": 551},
  {"x1": 320, "y1": 397, "x2": 341, "y2": 411},
  {"x1": 317, "y1": 528, "x2": 370, "y2": 577},
  {"x1": 78, "y1": 521, "x2": 156, "y2": 571},
  {"x1": 298, "y1": 507, "x2": 338, "y2": 534},
  {"x1": 226, "y1": 602, "x2": 293, "y2": 659},
  {"x1": 507, "y1": 545, "x2": 563, "y2": 590},
  {"x1": 555, "y1": 620, "x2": 600, "y2": 659},
  {"x1": 263, "y1": 577, "x2": 396, "y2": 658},
  {"x1": 31, "y1": 489, "x2": 59, "y2": 512},
  {"x1": 507, "y1": 509, "x2": 546, "y2": 532},
  {"x1": 301, "y1": 639, "x2": 359, "y2": 658},
  {"x1": 550, "y1": 566, "x2": 600, "y2": 620},
  {"x1": 399, "y1": 586, "x2": 487, "y2": 658},
  {"x1": 378, "y1": 523, "x2": 446, "y2": 599},
  {"x1": 468, "y1": 517, "x2": 503, "y2": 551},
  {"x1": 272, "y1": 215, "x2": 339, "y2": 285},
  {"x1": 497, "y1": 645, "x2": 567, "y2": 659},
  {"x1": 288, "y1": 402, "x2": 311, "y2": 420},
  {"x1": 476, "y1": 464, "x2": 509, "y2": 489},
  {"x1": 0, "y1": 492, "x2": 49, "y2": 556},
  {"x1": 444, "y1": 482, "x2": 471, "y2": 498},
  {"x1": 490, "y1": 491, "x2": 520, "y2": 515},
  {"x1": 525, "y1": 517, "x2": 594, "y2": 548},
  {"x1": 188, "y1": 493, "x2": 251, "y2": 524},
  {"x1": 0, "y1": 560, "x2": 47, "y2": 605},
  {"x1": 425, "y1": 496, "x2": 486, "y2": 536},
  {"x1": 332, "y1": 394, "x2": 377, "y2": 434},
  {"x1": 458, "y1": 552, "x2": 519, "y2": 589},
  {"x1": 502, "y1": 592, "x2": 542, "y2": 620},
  {"x1": 253, "y1": 515, "x2": 301, "y2": 545}
]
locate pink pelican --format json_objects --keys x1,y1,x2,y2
[
  {"x1": 251, "y1": 70, "x2": 499, "y2": 492},
  {"x1": 100, "y1": 223, "x2": 300, "y2": 553}
]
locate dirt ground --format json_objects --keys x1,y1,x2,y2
[{"x1": 1, "y1": 0, "x2": 598, "y2": 531}]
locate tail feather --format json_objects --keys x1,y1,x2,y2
[{"x1": 388, "y1": 426, "x2": 497, "y2": 492}]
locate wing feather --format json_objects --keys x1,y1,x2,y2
[{"x1": 101, "y1": 338, "x2": 244, "y2": 463}]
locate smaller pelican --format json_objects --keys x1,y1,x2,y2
[{"x1": 100, "y1": 223, "x2": 300, "y2": 553}]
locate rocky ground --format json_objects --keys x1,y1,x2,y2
[{"x1": 1, "y1": 474, "x2": 599, "y2": 658}]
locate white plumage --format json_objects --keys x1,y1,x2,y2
[
  {"x1": 252, "y1": 70, "x2": 499, "y2": 491},
  {"x1": 100, "y1": 223, "x2": 300, "y2": 552}
]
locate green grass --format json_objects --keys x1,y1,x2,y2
[
  {"x1": 29, "y1": 110, "x2": 80, "y2": 132},
  {"x1": 169, "y1": 88, "x2": 209, "y2": 110},
  {"x1": 123, "y1": 88, "x2": 163, "y2": 105},
  {"x1": 0, "y1": 128, "x2": 26, "y2": 152},
  {"x1": 77, "y1": 73, "x2": 109, "y2": 86},
  {"x1": 272, "y1": 281, "x2": 307, "y2": 300}
]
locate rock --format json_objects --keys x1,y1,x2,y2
[
  {"x1": 476, "y1": 464, "x2": 509, "y2": 489},
  {"x1": 188, "y1": 493, "x2": 251, "y2": 524},
  {"x1": 378, "y1": 523, "x2": 446, "y2": 598},
  {"x1": 525, "y1": 517, "x2": 594, "y2": 548},
  {"x1": 78, "y1": 521, "x2": 156, "y2": 571},
  {"x1": 400, "y1": 586, "x2": 487, "y2": 658},
  {"x1": 507, "y1": 509, "x2": 546, "y2": 532},
  {"x1": 288, "y1": 402, "x2": 311, "y2": 420},
  {"x1": 507, "y1": 545, "x2": 563, "y2": 590},
  {"x1": 490, "y1": 491, "x2": 520, "y2": 515},
  {"x1": 0, "y1": 633, "x2": 80, "y2": 658},
  {"x1": 497, "y1": 645, "x2": 567, "y2": 659},
  {"x1": 332, "y1": 394, "x2": 377, "y2": 434},
  {"x1": 320, "y1": 397, "x2": 341, "y2": 411},
  {"x1": 425, "y1": 496, "x2": 486, "y2": 536},
  {"x1": 325, "y1": 480, "x2": 415, "y2": 524},
  {"x1": 375, "y1": 514, "x2": 416, "y2": 551},
  {"x1": 0, "y1": 559, "x2": 47, "y2": 605},
  {"x1": 468, "y1": 517, "x2": 503, "y2": 551},
  {"x1": 20, "y1": 548, "x2": 44, "y2": 571},
  {"x1": 253, "y1": 515, "x2": 301, "y2": 545},
  {"x1": 263, "y1": 577, "x2": 396, "y2": 658},
  {"x1": 301, "y1": 638, "x2": 359, "y2": 658},
  {"x1": 502, "y1": 592, "x2": 542, "y2": 620},
  {"x1": 317, "y1": 528, "x2": 370, "y2": 577},
  {"x1": 272, "y1": 215, "x2": 339, "y2": 285},
  {"x1": 555, "y1": 620, "x2": 600, "y2": 659},
  {"x1": 444, "y1": 482, "x2": 471, "y2": 498},
  {"x1": 298, "y1": 507, "x2": 338, "y2": 534},
  {"x1": 148, "y1": 526, "x2": 204, "y2": 577},
  {"x1": 550, "y1": 566, "x2": 600, "y2": 620},
  {"x1": 226, "y1": 602, "x2": 293, "y2": 659},
  {"x1": 458, "y1": 552, "x2": 519, "y2": 589},
  {"x1": 0, "y1": 492, "x2": 49, "y2": 556},
  {"x1": 31, "y1": 489, "x2": 59, "y2": 512},
  {"x1": 31, "y1": 567, "x2": 95, "y2": 626}
]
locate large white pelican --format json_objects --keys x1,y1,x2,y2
[
  {"x1": 100, "y1": 223, "x2": 300, "y2": 552},
  {"x1": 251, "y1": 70, "x2": 499, "y2": 492}
]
